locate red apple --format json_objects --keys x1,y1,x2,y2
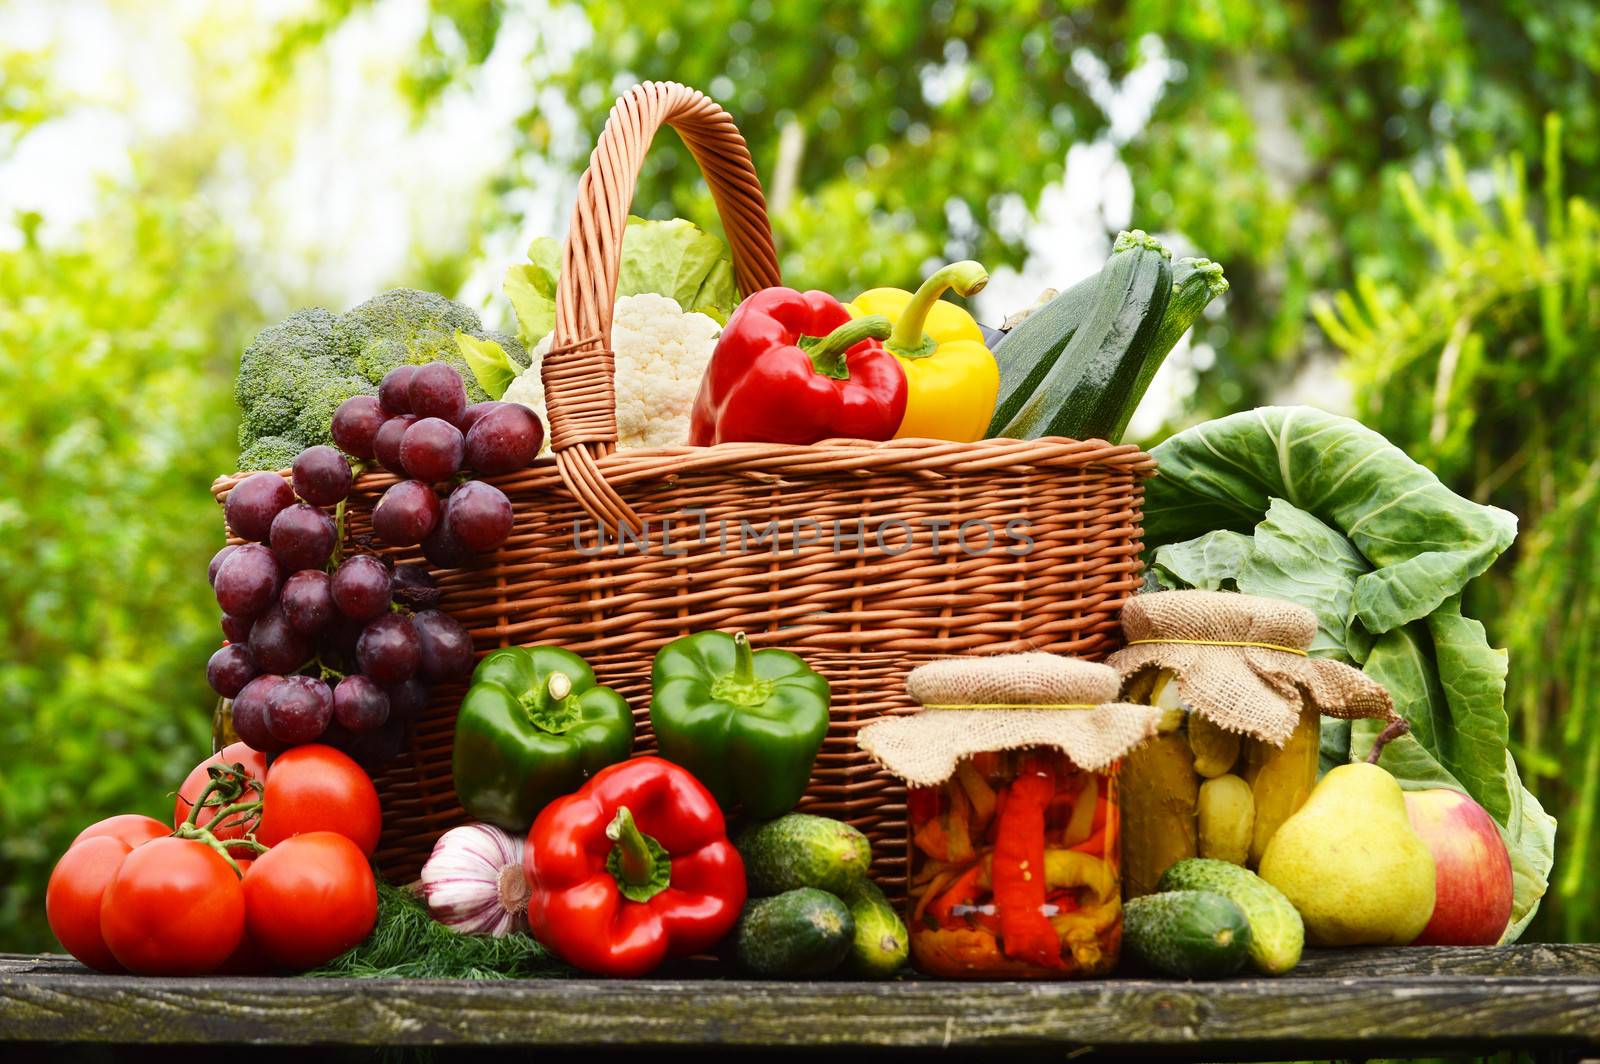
[{"x1": 1402, "y1": 788, "x2": 1513, "y2": 946}]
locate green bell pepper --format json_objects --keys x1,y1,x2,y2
[
  {"x1": 649, "y1": 631, "x2": 830, "y2": 818},
  {"x1": 453, "y1": 646, "x2": 635, "y2": 830}
]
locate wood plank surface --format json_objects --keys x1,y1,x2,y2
[{"x1": 2, "y1": 946, "x2": 1598, "y2": 1054}]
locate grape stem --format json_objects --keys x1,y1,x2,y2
[
  {"x1": 328, "y1": 461, "x2": 365, "y2": 570},
  {"x1": 330, "y1": 498, "x2": 349, "y2": 569}
]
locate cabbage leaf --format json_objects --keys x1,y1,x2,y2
[{"x1": 1146, "y1": 407, "x2": 1553, "y2": 939}]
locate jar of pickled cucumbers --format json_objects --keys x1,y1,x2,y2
[
  {"x1": 856, "y1": 653, "x2": 1162, "y2": 979},
  {"x1": 1107, "y1": 590, "x2": 1396, "y2": 898}
]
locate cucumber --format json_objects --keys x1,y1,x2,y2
[
  {"x1": 1122, "y1": 890, "x2": 1252, "y2": 979},
  {"x1": 995, "y1": 230, "x2": 1172, "y2": 443},
  {"x1": 1157, "y1": 858, "x2": 1303, "y2": 975},
  {"x1": 1109, "y1": 257, "x2": 1228, "y2": 440},
  {"x1": 987, "y1": 272, "x2": 1099, "y2": 432},
  {"x1": 736, "y1": 814, "x2": 872, "y2": 897},
  {"x1": 841, "y1": 880, "x2": 908, "y2": 978},
  {"x1": 735, "y1": 888, "x2": 854, "y2": 976}
]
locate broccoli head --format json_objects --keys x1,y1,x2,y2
[
  {"x1": 294, "y1": 374, "x2": 376, "y2": 445},
  {"x1": 236, "y1": 307, "x2": 360, "y2": 447},
  {"x1": 237, "y1": 435, "x2": 304, "y2": 473},
  {"x1": 338, "y1": 288, "x2": 522, "y2": 402},
  {"x1": 235, "y1": 289, "x2": 527, "y2": 470}
]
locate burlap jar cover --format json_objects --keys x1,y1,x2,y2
[
  {"x1": 857, "y1": 653, "x2": 1164, "y2": 785},
  {"x1": 1106, "y1": 589, "x2": 1395, "y2": 746}
]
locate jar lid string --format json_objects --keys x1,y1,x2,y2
[{"x1": 1124, "y1": 638, "x2": 1308, "y2": 657}]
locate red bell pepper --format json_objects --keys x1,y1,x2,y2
[
  {"x1": 524, "y1": 756, "x2": 746, "y2": 977},
  {"x1": 992, "y1": 755, "x2": 1066, "y2": 969},
  {"x1": 689, "y1": 287, "x2": 907, "y2": 445}
]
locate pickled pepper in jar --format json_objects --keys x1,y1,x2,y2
[
  {"x1": 906, "y1": 749, "x2": 1123, "y2": 977},
  {"x1": 857, "y1": 653, "x2": 1162, "y2": 980}
]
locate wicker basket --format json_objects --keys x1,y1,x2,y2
[{"x1": 211, "y1": 81, "x2": 1155, "y2": 897}]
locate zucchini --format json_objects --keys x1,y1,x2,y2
[
  {"x1": 1109, "y1": 256, "x2": 1228, "y2": 439},
  {"x1": 1122, "y1": 889, "x2": 1252, "y2": 979},
  {"x1": 987, "y1": 272, "x2": 1100, "y2": 433},
  {"x1": 1157, "y1": 858, "x2": 1304, "y2": 975},
  {"x1": 994, "y1": 230, "x2": 1172, "y2": 442}
]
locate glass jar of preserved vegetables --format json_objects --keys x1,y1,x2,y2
[
  {"x1": 1107, "y1": 591, "x2": 1397, "y2": 898},
  {"x1": 857, "y1": 653, "x2": 1162, "y2": 979},
  {"x1": 905, "y1": 749, "x2": 1121, "y2": 977}
]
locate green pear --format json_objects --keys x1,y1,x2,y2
[{"x1": 1258, "y1": 761, "x2": 1436, "y2": 946}]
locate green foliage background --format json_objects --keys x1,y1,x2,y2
[{"x1": 2, "y1": 0, "x2": 1596, "y2": 949}]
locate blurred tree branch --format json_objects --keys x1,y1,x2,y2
[{"x1": 275, "y1": 0, "x2": 1599, "y2": 425}]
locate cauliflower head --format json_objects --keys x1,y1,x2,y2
[{"x1": 504, "y1": 292, "x2": 719, "y2": 451}]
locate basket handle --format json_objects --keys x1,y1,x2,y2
[{"x1": 544, "y1": 81, "x2": 781, "y2": 532}]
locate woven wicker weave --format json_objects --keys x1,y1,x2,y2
[{"x1": 210, "y1": 82, "x2": 1155, "y2": 896}]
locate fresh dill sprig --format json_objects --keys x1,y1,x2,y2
[{"x1": 306, "y1": 879, "x2": 569, "y2": 980}]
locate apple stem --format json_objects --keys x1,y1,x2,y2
[{"x1": 1367, "y1": 718, "x2": 1412, "y2": 764}]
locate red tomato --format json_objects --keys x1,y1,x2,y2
[
  {"x1": 215, "y1": 919, "x2": 272, "y2": 975},
  {"x1": 72, "y1": 814, "x2": 170, "y2": 850},
  {"x1": 213, "y1": 856, "x2": 267, "y2": 975},
  {"x1": 174, "y1": 742, "x2": 269, "y2": 841},
  {"x1": 243, "y1": 832, "x2": 377, "y2": 970},
  {"x1": 255, "y1": 745, "x2": 381, "y2": 855},
  {"x1": 99, "y1": 837, "x2": 245, "y2": 975},
  {"x1": 46, "y1": 836, "x2": 133, "y2": 972}
]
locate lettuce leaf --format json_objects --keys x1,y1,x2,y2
[
  {"x1": 502, "y1": 216, "x2": 739, "y2": 351},
  {"x1": 502, "y1": 237, "x2": 562, "y2": 351},
  {"x1": 455, "y1": 332, "x2": 520, "y2": 401},
  {"x1": 1146, "y1": 408, "x2": 1553, "y2": 939}
]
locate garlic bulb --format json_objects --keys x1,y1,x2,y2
[{"x1": 419, "y1": 823, "x2": 530, "y2": 937}]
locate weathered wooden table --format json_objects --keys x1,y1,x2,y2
[{"x1": 3, "y1": 945, "x2": 1598, "y2": 1060}]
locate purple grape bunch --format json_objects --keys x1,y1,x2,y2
[
  {"x1": 330, "y1": 362, "x2": 542, "y2": 561},
  {"x1": 208, "y1": 361, "x2": 539, "y2": 769},
  {"x1": 211, "y1": 485, "x2": 471, "y2": 767}
]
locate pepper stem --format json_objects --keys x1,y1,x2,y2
[
  {"x1": 605, "y1": 807, "x2": 672, "y2": 903},
  {"x1": 709, "y1": 630, "x2": 777, "y2": 707},
  {"x1": 520, "y1": 671, "x2": 582, "y2": 735},
  {"x1": 797, "y1": 315, "x2": 891, "y2": 381},
  {"x1": 887, "y1": 260, "x2": 988, "y2": 359},
  {"x1": 607, "y1": 808, "x2": 652, "y2": 885},
  {"x1": 732, "y1": 631, "x2": 756, "y2": 686}
]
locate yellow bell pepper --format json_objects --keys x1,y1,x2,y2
[{"x1": 846, "y1": 260, "x2": 1000, "y2": 442}]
